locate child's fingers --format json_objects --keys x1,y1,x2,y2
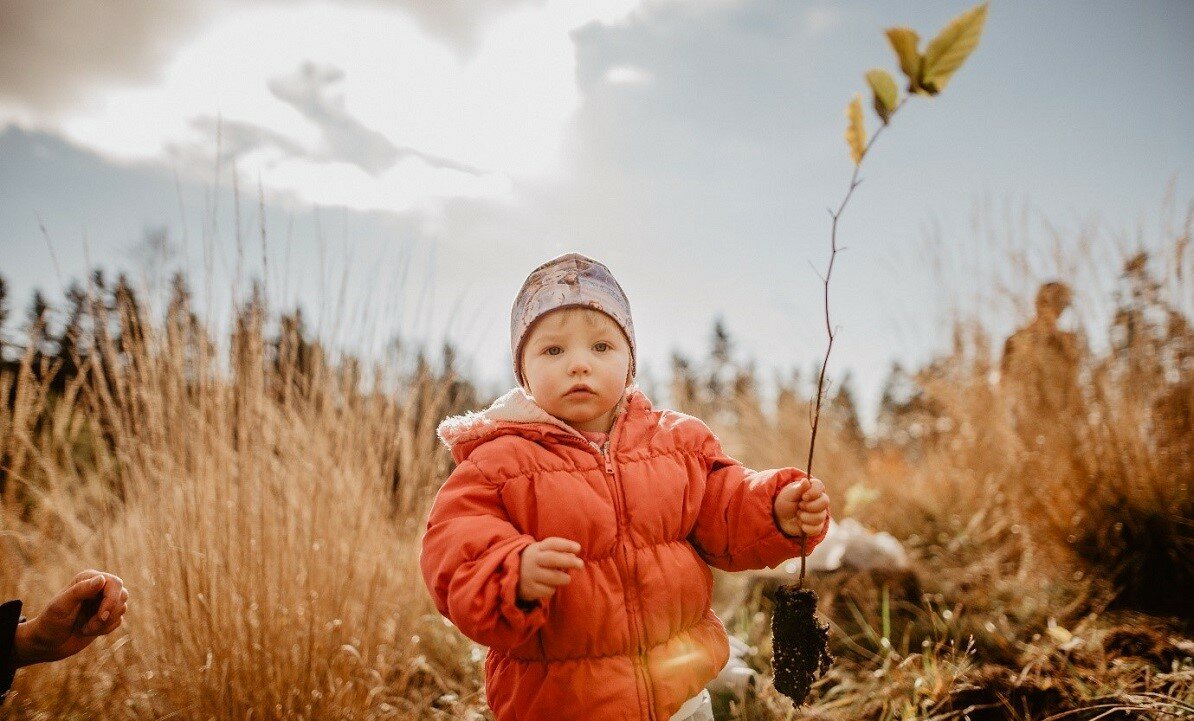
[
  {"x1": 537, "y1": 537, "x2": 582, "y2": 555},
  {"x1": 522, "y1": 581, "x2": 555, "y2": 600},
  {"x1": 799, "y1": 505, "x2": 827, "y2": 531},
  {"x1": 543, "y1": 569, "x2": 574, "y2": 587},
  {"x1": 527, "y1": 566, "x2": 572, "y2": 588},
  {"x1": 799, "y1": 510, "x2": 825, "y2": 525},
  {"x1": 776, "y1": 480, "x2": 807, "y2": 505},
  {"x1": 799, "y1": 494, "x2": 829, "y2": 512},
  {"x1": 538, "y1": 550, "x2": 584, "y2": 571}
]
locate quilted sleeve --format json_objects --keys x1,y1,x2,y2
[
  {"x1": 688, "y1": 427, "x2": 830, "y2": 572},
  {"x1": 419, "y1": 460, "x2": 548, "y2": 651}
]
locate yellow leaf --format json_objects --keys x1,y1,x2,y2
[
  {"x1": 866, "y1": 68, "x2": 899, "y2": 124},
  {"x1": 921, "y1": 2, "x2": 989, "y2": 95},
  {"x1": 1046, "y1": 621, "x2": 1072, "y2": 644},
  {"x1": 844, "y1": 481, "x2": 880, "y2": 515},
  {"x1": 884, "y1": 26, "x2": 923, "y2": 94},
  {"x1": 844, "y1": 93, "x2": 867, "y2": 166}
]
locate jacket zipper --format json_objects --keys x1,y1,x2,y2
[
  {"x1": 589, "y1": 434, "x2": 657, "y2": 721},
  {"x1": 598, "y1": 439, "x2": 614, "y2": 475}
]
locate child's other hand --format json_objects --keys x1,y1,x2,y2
[
  {"x1": 773, "y1": 477, "x2": 830, "y2": 538},
  {"x1": 518, "y1": 537, "x2": 584, "y2": 603}
]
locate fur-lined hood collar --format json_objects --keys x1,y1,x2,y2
[{"x1": 436, "y1": 383, "x2": 647, "y2": 464}]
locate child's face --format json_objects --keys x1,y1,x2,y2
[{"x1": 520, "y1": 307, "x2": 632, "y2": 434}]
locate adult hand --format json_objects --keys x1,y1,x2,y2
[
  {"x1": 12, "y1": 570, "x2": 128, "y2": 667},
  {"x1": 517, "y1": 537, "x2": 584, "y2": 603},
  {"x1": 774, "y1": 477, "x2": 830, "y2": 538}
]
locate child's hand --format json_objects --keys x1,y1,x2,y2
[
  {"x1": 773, "y1": 477, "x2": 830, "y2": 538},
  {"x1": 518, "y1": 537, "x2": 584, "y2": 603}
]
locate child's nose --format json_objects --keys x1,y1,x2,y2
[{"x1": 568, "y1": 354, "x2": 592, "y2": 373}]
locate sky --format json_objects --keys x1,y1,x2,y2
[{"x1": 1, "y1": 0, "x2": 1191, "y2": 429}]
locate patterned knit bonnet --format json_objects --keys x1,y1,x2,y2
[{"x1": 510, "y1": 252, "x2": 636, "y2": 390}]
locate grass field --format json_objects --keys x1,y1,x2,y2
[{"x1": 1, "y1": 210, "x2": 1191, "y2": 719}]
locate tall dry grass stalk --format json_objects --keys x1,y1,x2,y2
[{"x1": 0, "y1": 284, "x2": 486, "y2": 719}]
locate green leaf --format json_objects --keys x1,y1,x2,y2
[
  {"x1": 866, "y1": 68, "x2": 899, "y2": 124},
  {"x1": 921, "y1": 1, "x2": 989, "y2": 95}
]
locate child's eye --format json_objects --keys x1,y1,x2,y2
[
  {"x1": 594, "y1": 342, "x2": 609, "y2": 352},
  {"x1": 545, "y1": 346, "x2": 562, "y2": 356}
]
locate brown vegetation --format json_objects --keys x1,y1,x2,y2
[{"x1": 0, "y1": 200, "x2": 1191, "y2": 718}]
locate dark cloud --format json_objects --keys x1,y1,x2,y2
[
  {"x1": 171, "y1": 62, "x2": 482, "y2": 176},
  {"x1": 0, "y1": 0, "x2": 541, "y2": 116},
  {"x1": 0, "y1": 0, "x2": 209, "y2": 114}
]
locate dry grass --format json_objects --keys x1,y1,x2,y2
[
  {"x1": 0, "y1": 194, "x2": 1191, "y2": 719},
  {"x1": 710, "y1": 196, "x2": 1194, "y2": 719},
  {"x1": 1, "y1": 290, "x2": 485, "y2": 719}
]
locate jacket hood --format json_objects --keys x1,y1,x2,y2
[{"x1": 437, "y1": 383, "x2": 646, "y2": 464}]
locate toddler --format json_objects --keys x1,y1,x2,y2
[{"x1": 421, "y1": 252, "x2": 831, "y2": 721}]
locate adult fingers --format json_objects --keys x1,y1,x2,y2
[
  {"x1": 87, "y1": 614, "x2": 123, "y2": 637},
  {"x1": 52, "y1": 574, "x2": 106, "y2": 617},
  {"x1": 537, "y1": 537, "x2": 582, "y2": 555},
  {"x1": 90, "y1": 601, "x2": 128, "y2": 636},
  {"x1": 73, "y1": 569, "x2": 103, "y2": 585},
  {"x1": 537, "y1": 550, "x2": 584, "y2": 570},
  {"x1": 95, "y1": 573, "x2": 125, "y2": 623}
]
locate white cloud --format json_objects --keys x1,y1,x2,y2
[
  {"x1": 603, "y1": 65, "x2": 653, "y2": 85},
  {"x1": 263, "y1": 155, "x2": 514, "y2": 215},
  {"x1": 33, "y1": 0, "x2": 648, "y2": 216}
]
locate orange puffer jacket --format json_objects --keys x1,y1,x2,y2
[{"x1": 421, "y1": 384, "x2": 830, "y2": 721}]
